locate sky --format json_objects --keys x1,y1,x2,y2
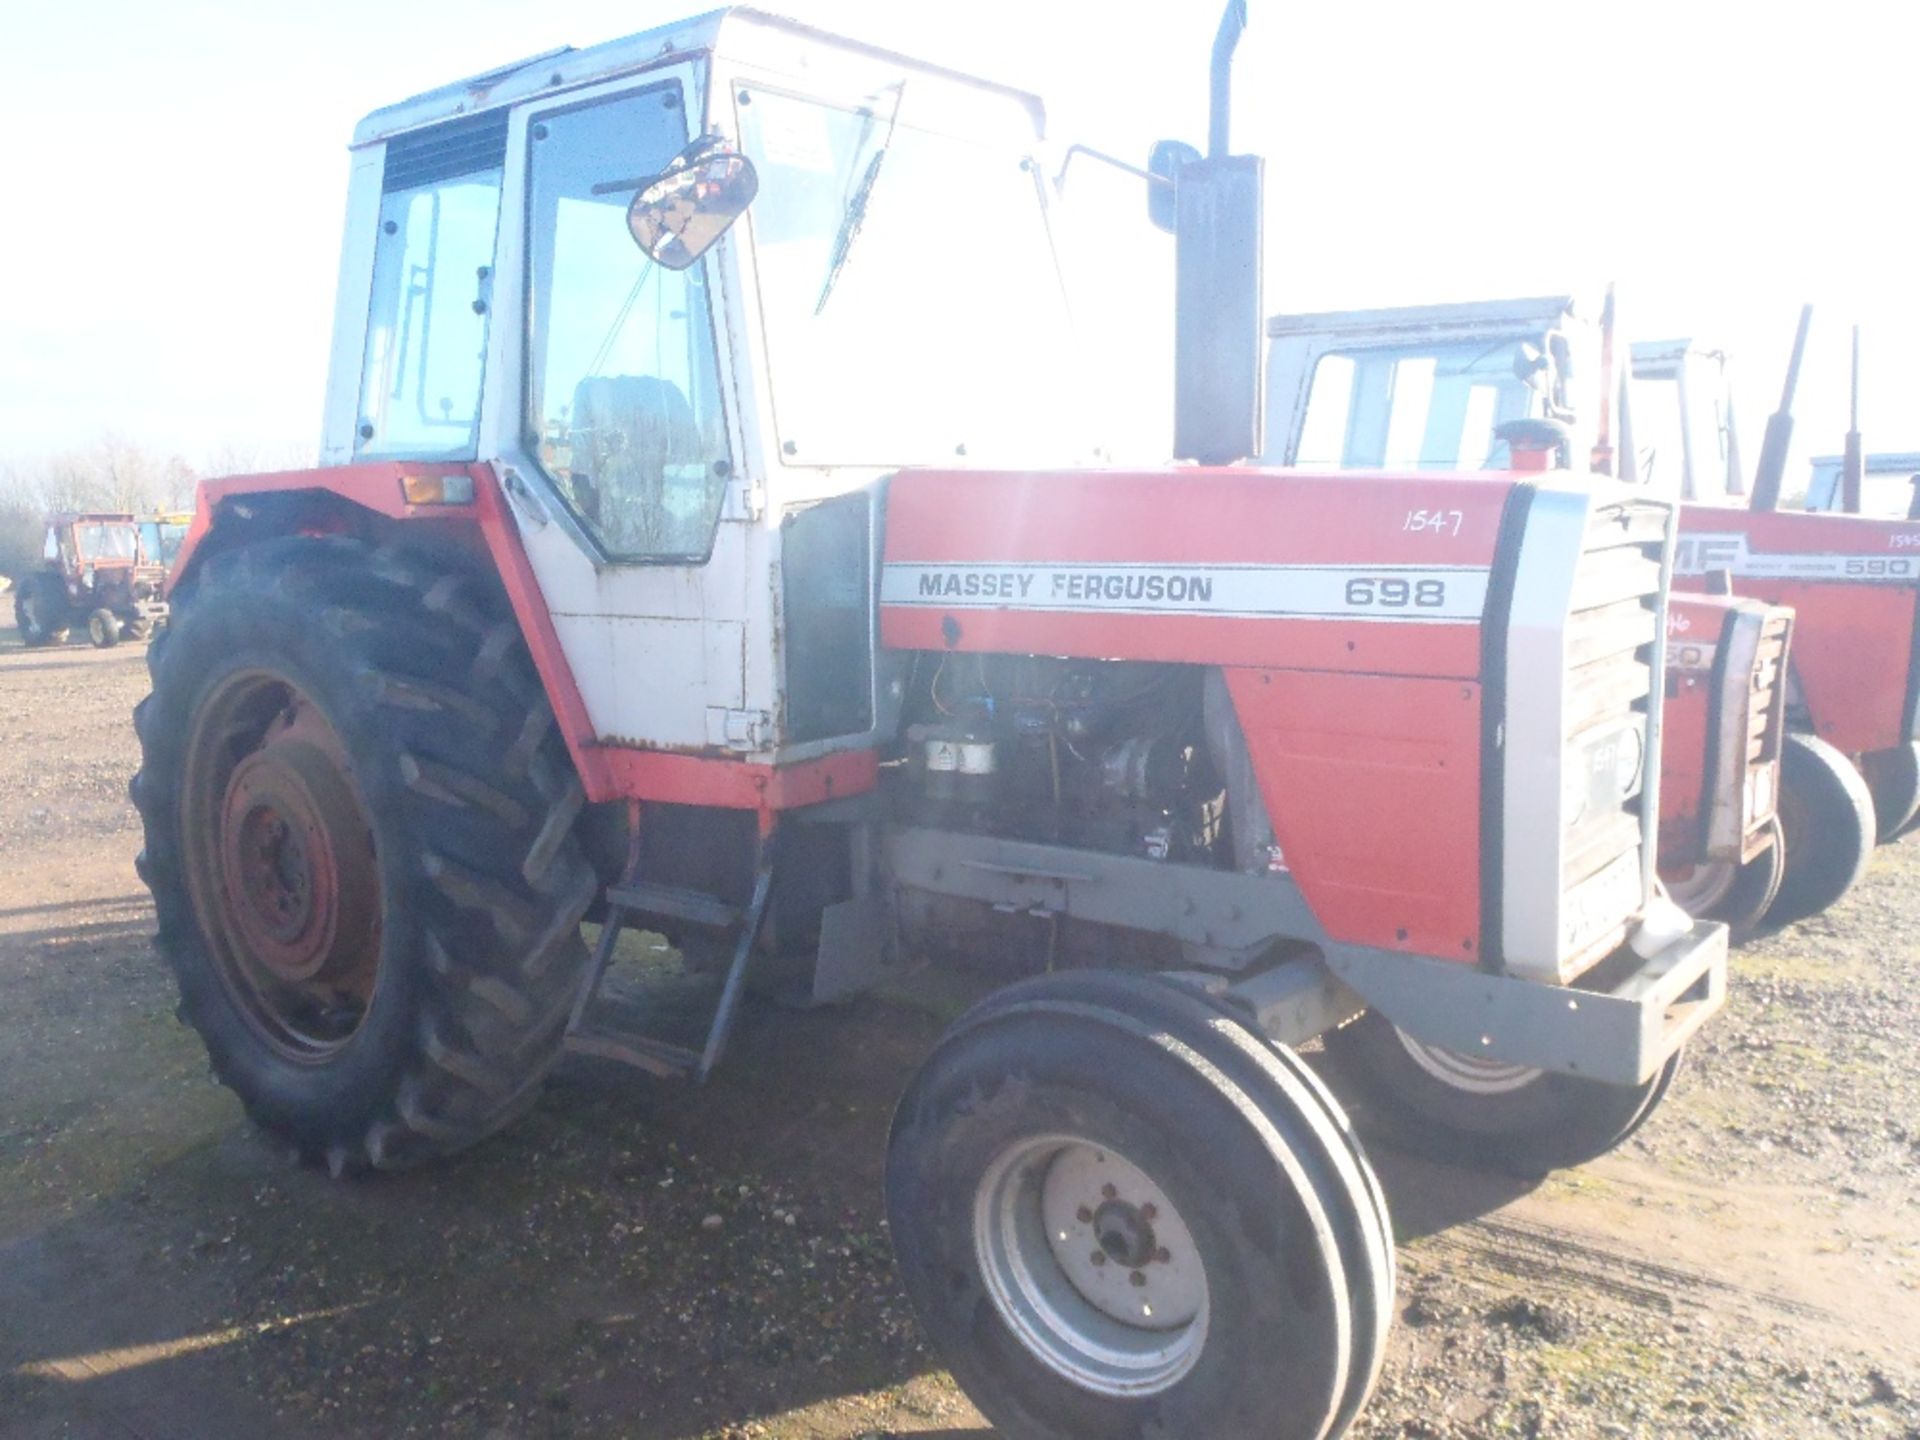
[{"x1": 1, "y1": 0, "x2": 1915, "y2": 484}]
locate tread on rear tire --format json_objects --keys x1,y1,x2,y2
[{"x1": 132, "y1": 537, "x2": 597, "y2": 1174}]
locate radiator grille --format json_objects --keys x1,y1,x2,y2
[{"x1": 1558, "y1": 499, "x2": 1668, "y2": 968}]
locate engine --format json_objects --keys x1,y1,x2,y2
[{"x1": 898, "y1": 655, "x2": 1225, "y2": 865}]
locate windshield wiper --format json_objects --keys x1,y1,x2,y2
[{"x1": 813, "y1": 85, "x2": 906, "y2": 316}]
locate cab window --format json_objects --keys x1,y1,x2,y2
[
  {"x1": 357, "y1": 112, "x2": 506, "y2": 460},
  {"x1": 525, "y1": 84, "x2": 732, "y2": 564}
]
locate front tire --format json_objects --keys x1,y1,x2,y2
[
  {"x1": 1661, "y1": 816, "x2": 1785, "y2": 945},
  {"x1": 132, "y1": 538, "x2": 598, "y2": 1173},
  {"x1": 1861, "y1": 742, "x2": 1920, "y2": 842},
  {"x1": 88, "y1": 608, "x2": 123, "y2": 648},
  {"x1": 15, "y1": 580, "x2": 66, "y2": 647},
  {"x1": 1319, "y1": 1009, "x2": 1682, "y2": 1178},
  {"x1": 1767, "y1": 731, "x2": 1875, "y2": 925},
  {"x1": 889, "y1": 972, "x2": 1389, "y2": 1440}
]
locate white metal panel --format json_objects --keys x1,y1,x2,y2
[{"x1": 319, "y1": 147, "x2": 385, "y2": 466}]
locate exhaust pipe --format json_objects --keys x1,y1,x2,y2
[
  {"x1": 1173, "y1": 0, "x2": 1264, "y2": 467},
  {"x1": 1749, "y1": 304, "x2": 1812, "y2": 512}
]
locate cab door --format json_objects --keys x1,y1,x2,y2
[{"x1": 482, "y1": 66, "x2": 772, "y2": 756}]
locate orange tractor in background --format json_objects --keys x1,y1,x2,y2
[{"x1": 13, "y1": 512, "x2": 169, "y2": 647}]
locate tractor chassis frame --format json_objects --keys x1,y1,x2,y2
[{"x1": 883, "y1": 824, "x2": 1725, "y2": 1088}]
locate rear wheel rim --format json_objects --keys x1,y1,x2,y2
[
  {"x1": 973, "y1": 1135, "x2": 1209, "y2": 1399},
  {"x1": 1394, "y1": 1028, "x2": 1541, "y2": 1095},
  {"x1": 181, "y1": 669, "x2": 382, "y2": 1060}
]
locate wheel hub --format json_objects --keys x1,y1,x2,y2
[
  {"x1": 974, "y1": 1135, "x2": 1209, "y2": 1399},
  {"x1": 219, "y1": 741, "x2": 373, "y2": 985}
]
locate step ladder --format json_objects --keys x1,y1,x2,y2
[{"x1": 563, "y1": 842, "x2": 775, "y2": 1084}]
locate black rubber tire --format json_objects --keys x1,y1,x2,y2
[
  {"x1": 132, "y1": 537, "x2": 598, "y2": 1175},
  {"x1": 889, "y1": 976, "x2": 1365, "y2": 1440},
  {"x1": 956, "y1": 971, "x2": 1395, "y2": 1437},
  {"x1": 1767, "y1": 731, "x2": 1876, "y2": 925},
  {"x1": 1661, "y1": 816, "x2": 1785, "y2": 946},
  {"x1": 14, "y1": 579, "x2": 66, "y2": 647},
  {"x1": 88, "y1": 608, "x2": 123, "y2": 648},
  {"x1": 1318, "y1": 1009, "x2": 1683, "y2": 1178},
  {"x1": 1861, "y1": 742, "x2": 1920, "y2": 843}
]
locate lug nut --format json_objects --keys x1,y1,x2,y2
[
  {"x1": 1140, "y1": 1203, "x2": 1157, "y2": 1221},
  {"x1": 1101, "y1": 1184, "x2": 1118, "y2": 1200},
  {"x1": 1155, "y1": 1247, "x2": 1171, "y2": 1264},
  {"x1": 1076, "y1": 1206, "x2": 1093, "y2": 1224},
  {"x1": 1091, "y1": 1251, "x2": 1107, "y2": 1266},
  {"x1": 1129, "y1": 1271, "x2": 1147, "y2": 1288}
]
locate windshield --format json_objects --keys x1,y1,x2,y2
[
  {"x1": 1295, "y1": 340, "x2": 1536, "y2": 471},
  {"x1": 735, "y1": 84, "x2": 1083, "y2": 467},
  {"x1": 74, "y1": 523, "x2": 137, "y2": 562}
]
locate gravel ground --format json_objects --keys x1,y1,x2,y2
[{"x1": 0, "y1": 625, "x2": 1915, "y2": 1439}]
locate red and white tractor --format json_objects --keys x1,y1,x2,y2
[
  {"x1": 13, "y1": 512, "x2": 170, "y2": 648},
  {"x1": 135, "y1": 12, "x2": 1724, "y2": 1435},
  {"x1": 1263, "y1": 295, "x2": 1904, "y2": 934}
]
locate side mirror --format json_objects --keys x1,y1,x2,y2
[
  {"x1": 627, "y1": 138, "x2": 759, "y2": 271},
  {"x1": 1147, "y1": 140, "x2": 1201, "y2": 234}
]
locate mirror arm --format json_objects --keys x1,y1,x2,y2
[{"x1": 1054, "y1": 143, "x2": 1170, "y2": 193}]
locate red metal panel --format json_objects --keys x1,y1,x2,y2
[
  {"x1": 886, "y1": 468, "x2": 1509, "y2": 564},
  {"x1": 881, "y1": 608, "x2": 1483, "y2": 677},
  {"x1": 1677, "y1": 507, "x2": 1920, "y2": 755},
  {"x1": 1224, "y1": 667, "x2": 1482, "y2": 960},
  {"x1": 1658, "y1": 597, "x2": 1725, "y2": 856},
  {"x1": 882, "y1": 468, "x2": 1511, "y2": 680}
]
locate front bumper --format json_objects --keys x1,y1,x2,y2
[{"x1": 1327, "y1": 918, "x2": 1728, "y2": 1087}]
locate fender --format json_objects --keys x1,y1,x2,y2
[{"x1": 168, "y1": 462, "x2": 875, "y2": 819}]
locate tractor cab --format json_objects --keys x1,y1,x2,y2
[{"x1": 312, "y1": 10, "x2": 1094, "y2": 765}]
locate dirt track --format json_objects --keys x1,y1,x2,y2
[{"x1": 1, "y1": 630, "x2": 1916, "y2": 1439}]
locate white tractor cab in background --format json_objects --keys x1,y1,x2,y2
[
  {"x1": 1267, "y1": 294, "x2": 1920, "y2": 930},
  {"x1": 1806, "y1": 450, "x2": 1920, "y2": 518}
]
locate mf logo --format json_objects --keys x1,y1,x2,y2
[{"x1": 1674, "y1": 534, "x2": 1743, "y2": 576}]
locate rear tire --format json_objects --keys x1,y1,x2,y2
[
  {"x1": 88, "y1": 608, "x2": 123, "y2": 648},
  {"x1": 888, "y1": 971, "x2": 1382, "y2": 1440},
  {"x1": 1767, "y1": 731, "x2": 1875, "y2": 925},
  {"x1": 132, "y1": 537, "x2": 597, "y2": 1173},
  {"x1": 1660, "y1": 816, "x2": 1785, "y2": 945},
  {"x1": 1319, "y1": 1009, "x2": 1682, "y2": 1178},
  {"x1": 1861, "y1": 742, "x2": 1920, "y2": 842}
]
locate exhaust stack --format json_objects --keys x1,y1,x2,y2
[
  {"x1": 1749, "y1": 304, "x2": 1812, "y2": 512},
  {"x1": 1172, "y1": 0, "x2": 1265, "y2": 468}
]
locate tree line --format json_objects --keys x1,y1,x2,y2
[{"x1": 0, "y1": 438, "x2": 310, "y2": 580}]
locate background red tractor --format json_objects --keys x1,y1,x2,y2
[{"x1": 13, "y1": 512, "x2": 169, "y2": 647}]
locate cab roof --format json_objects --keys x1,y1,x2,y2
[{"x1": 353, "y1": 6, "x2": 1045, "y2": 147}]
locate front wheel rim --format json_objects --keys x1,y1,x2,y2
[
  {"x1": 1394, "y1": 1028, "x2": 1542, "y2": 1095},
  {"x1": 973, "y1": 1135, "x2": 1209, "y2": 1399},
  {"x1": 1662, "y1": 856, "x2": 1737, "y2": 915}
]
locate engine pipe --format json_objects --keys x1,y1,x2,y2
[{"x1": 1209, "y1": 0, "x2": 1249, "y2": 157}]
